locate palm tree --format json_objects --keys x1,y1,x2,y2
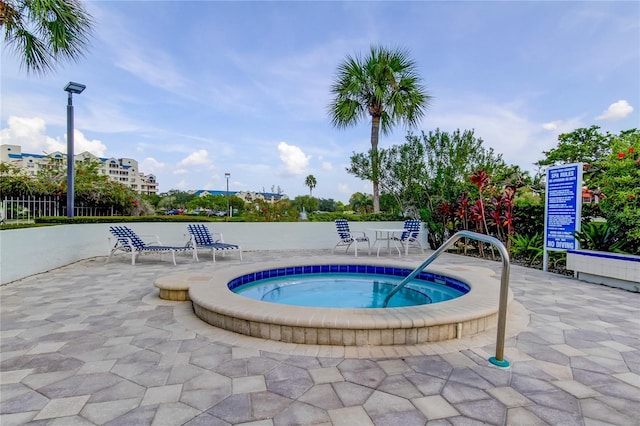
[
  {"x1": 328, "y1": 45, "x2": 431, "y2": 212},
  {"x1": 1, "y1": 0, "x2": 93, "y2": 75},
  {"x1": 304, "y1": 174, "x2": 317, "y2": 196},
  {"x1": 349, "y1": 192, "x2": 373, "y2": 214}
]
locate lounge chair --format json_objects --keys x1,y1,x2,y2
[
  {"x1": 333, "y1": 219, "x2": 370, "y2": 257},
  {"x1": 393, "y1": 219, "x2": 425, "y2": 255},
  {"x1": 187, "y1": 224, "x2": 242, "y2": 262},
  {"x1": 107, "y1": 225, "x2": 196, "y2": 265}
]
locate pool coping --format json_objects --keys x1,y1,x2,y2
[{"x1": 186, "y1": 257, "x2": 513, "y2": 346}]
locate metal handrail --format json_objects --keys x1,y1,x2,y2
[{"x1": 383, "y1": 230, "x2": 511, "y2": 368}]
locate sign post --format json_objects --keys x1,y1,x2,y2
[{"x1": 543, "y1": 163, "x2": 583, "y2": 272}]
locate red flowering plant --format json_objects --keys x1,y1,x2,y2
[
  {"x1": 488, "y1": 193, "x2": 504, "y2": 242},
  {"x1": 453, "y1": 193, "x2": 477, "y2": 254},
  {"x1": 501, "y1": 186, "x2": 516, "y2": 248},
  {"x1": 436, "y1": 201, "x2": 455, "y2": 233},
  {"x1": 469, "y1": 199, "x2": 487, "y2": 257},
  {"x1": 454, "y1": 192, "x2": 470, "y2": 232},
  {"x1": 596, "y1": 130, "x2": 640, "y2": 253},
  {"x1": 244, "y1": 199, "x2": 298, "y2": 222},
  {"x1": 469, "y1": 169, "x2": 491, "y2": 241},
  {"x1": 436, "y1": 201, "x2": 452, "y2": 216}
]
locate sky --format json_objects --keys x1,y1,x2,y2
[{"x1": 1, "y1": 1, "x2": 638, "y2": 203}]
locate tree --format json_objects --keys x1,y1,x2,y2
[
  {"x1": 244, "y1": 198, "x2": 297, "y2": 222},
  {"x1": 157, "y1": 190, "x2": 195, "y2": 209},
  {"x1": 228, "y1": 195, "x2": 245, "y2": 214},
  {"x1": 328, "y1": 45, "x2": 431, "y2": 213},
  {"x1": 1, "y1": 157, "x2": 144, "y2": 214},
  {"x1": 412, "y1": 129, "x2": 521, "y2": 248},
  {"x1": 347, "y1": 135, "x2": 426, "y2": 216},
  {"x1": 0, "y1": 162, "x2": 39, "y2": 196},
  {"x1": 142, "y1": 193, "x2": 161, "y2": 210},
  {"x1": 269, "y1": 184, "x2": 284, "y2": 195},
  {"x1": 292, "y1": 195, "x2": 318, "y2": 214},
  {"x1": 536, "y1": 127, "x2": 639, "y2": 254},
  {"x1": 304, "y1": 175, "x2": 317, "y2": 196},
  {"x1": 379, "y1": 193, "x2": 400, "y2": 215},
  {"x1": 1, "y1": 0, "x2": 94, "y2": 75},
  {"x1": 536, "y1": 126, "x2": 613, "y2": 168},
  {"x1": 412, "y1": 128, "x2": 511, "y2": 212},
  {"x1": 317, "y1": 198, "x2": 338, "y2": 212},
  {"x1": 349, "y1": 192, "x2": 372, "y2": 214},
  {"x1": 589, "y1": 130, "x2": 640, "y2": 253},
  {"x1": 186, "y1": 194, "x2": 226, "y2": 212}
]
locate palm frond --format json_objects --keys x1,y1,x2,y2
[{"x1": 3, "y1": 0, "x2": 93, "y2": 75}]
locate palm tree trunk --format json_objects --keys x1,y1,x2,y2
[{"x1": 370, "y1": 116, "x2": 381, "y2": 213}]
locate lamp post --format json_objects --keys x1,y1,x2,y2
[
  {"x1": 64, "y1": 81, "x2": 86, "y2": 219},
  {"x1": 225, "y1": 172, "x2": 230, "y2": 219}
]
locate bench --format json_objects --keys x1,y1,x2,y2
[{"x1": 154, "y1": 273, "x2": 211, "y2": 301}]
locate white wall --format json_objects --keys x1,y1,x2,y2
[{"x1": 0, "y1": 221, "x2": 426, "y2": 285}]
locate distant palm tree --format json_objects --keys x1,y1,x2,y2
[
  {"x1": 328, "y1": 45, "x2": 431, "y2": 212},
  {"x1": 1, "y1": 0, "x2": 93, "y2": 75},
  {"x1": 304, "y1": 174, "x2": 317, "y2": 196},
  {"x1": 349, "y1": 192, "x2": 373, "y2": 214}
]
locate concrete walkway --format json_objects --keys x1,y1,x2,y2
[{"x1": 1, "y1": 250, "x2": 638, "y2": 425}]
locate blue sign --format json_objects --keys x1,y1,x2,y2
[{"x1": 544, "y1": 163, "x2": 583, "y2": 250}]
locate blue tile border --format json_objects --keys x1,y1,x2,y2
[
  {"x1": 567, "y1": 249, "x2": 640, "y2": 263},
  {"x1": 227, "y1": 264, "x2": 471, "y2": 295}
]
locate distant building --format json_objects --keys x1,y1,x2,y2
[
  {"x1": 582, "y1": 186, "x2": 604, "y2": 204},
  {"x1": 194, "y1": 189, "x2": 287, "y2": 203},
  {"x1": 0, "y1": 144, "x2": 158, "y2": 195}
]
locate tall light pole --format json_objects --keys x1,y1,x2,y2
[
  {"x1": 64, "y1": 82, "x2": 86, "y2": 219},
  {"x1": 225, "y1": 172, "x2": 231, "y2": 219}
]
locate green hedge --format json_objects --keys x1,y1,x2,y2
[
  {"x1": 21, "y1": 212, "x2": 403, "y2": 227},
  {"x1": 34, "y1": 215, "x2": 236, "y2": 224},
  {"x1": 307, "y1": 212, "x2": 401, "y2": 222}
]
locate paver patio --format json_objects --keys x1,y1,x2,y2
[{"x1": 1, "y1": 249, "x2": 638, "y2": 425}]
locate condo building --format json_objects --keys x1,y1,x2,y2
[{"x1": 0, "y1": 144, "x2": 158, "y2": 195}]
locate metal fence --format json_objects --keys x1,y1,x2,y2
[{"x1": 1, "y1": 196, "x2": 118, "y2": 224}]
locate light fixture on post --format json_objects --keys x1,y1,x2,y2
[
  {"x1": 225, "y1": 172, "x2": 231, "y2": 219},
  {"x1": 64, "y1": 81, "x2": 86, "y2": 219}
]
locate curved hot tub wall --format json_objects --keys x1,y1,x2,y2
[{"x1": 188, "y1": 258, "x2": 512, "y2": 346}]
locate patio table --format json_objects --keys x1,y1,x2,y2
[{"x1": 366, "y1": 228, "x2": 405, "y2": 257}]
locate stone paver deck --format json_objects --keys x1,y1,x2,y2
[{"x1": 1, "y1": 250, "x2": 639, "y2": 425}]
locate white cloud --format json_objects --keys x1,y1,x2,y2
[
  {"x1": 0, "y1": 116, "x2": 107, "y2": 157},
  {"x1": 542, "y1": 120, "x2": 562, "y2": 131},
  {"x1": 93, "y1": 5, "x2": 190, "y2": 95},
  {"x1": 73, "y1": 131, "x2": 108, "y2": 157},
  {"x1": 338, "y1": 183, "x2": 351, "y2": 197},
  {"x1": 321, "y1": 161, "x2": 333, "y2": 171},
  {"x1": 177, "y1": 149, "x2": 210, "y2": 168},
  {"x1": 428, "y1": 101, "x2": 585, "y2": 174},
  {"x1": 596, "y1": 100, "x2": 634, "y2": 120},
  {"x1": 174, "y1": 179, "x2": 189, "y2": 189},
  {"x1": 0, "y1": 116, "x2": 51, "y2": 152},
  {"x1": 277, "y1": 141, "x2": 310, "y2": 176},
  {"x1": 140, "y1": 157, "x2": 166, "y2": 175}
]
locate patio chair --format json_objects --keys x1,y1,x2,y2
[
  {"x1": 333, "y1": 219, "x2": 370, "y2": 257},
  {"x1": 392, "y1": 219, "x2": 425, "y2": 255},
  {"x1": 187, "y1": 224, "x2": 242, "y2": 262},
  {"x1": 107, "y1": 226, "x2": 196, "y2": 265}
]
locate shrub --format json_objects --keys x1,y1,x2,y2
[
  {"x1": 574, "y1": 221, "x2": 628, "y2": 253},
  {"x1": 512, "y1": 204, "x2": 544, "y2": 238},
  {"x1": 509, "y1": 232, "x2": 543, "y2": 265}
]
